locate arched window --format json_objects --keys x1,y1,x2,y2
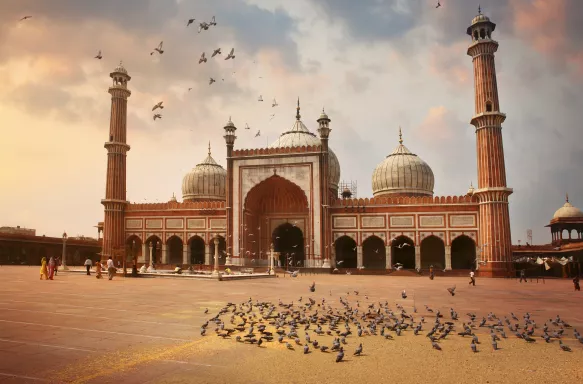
[
  {"x1": 480, "y1": 29, "x2": 486, "y2": 39},
  {"x1": 486, "y1": 101, "x2": 493, "y2": 112},
  {"x1": 473, "y1": 30, "x2": 479, "y2": 41}
]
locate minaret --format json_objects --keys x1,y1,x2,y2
[
  {"x1": 101, "y1": 62, "x2": 131, "y2": 262},
  {"x1": 317, "y1": 104, "x2": 331, "y2": 268},
  {"x1": 223, "y1": 117, "x2": 237, "y2": 264},
  {"x1": 467, "y1": 8, "x2": 513, "y2": 276}
]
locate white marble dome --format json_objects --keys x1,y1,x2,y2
[
  {"x1": 182, "y1": 145, "x2": 226, "y2": 201},
  {"x1": 553, "y1": 197, "x2": 583, "y2": 219},
  {"x1": 372, "y1": 130, "x2": 434, "y2": 197},
  {"x1": 269, "y1": 107, "x2": 340, "y2": 192}
]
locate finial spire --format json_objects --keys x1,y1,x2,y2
[
  {"x1": 478, "y1": 4, "x2": 481, "y2": 14},
  {"x1": 398, "y1": 126, "x2": 403, "y2": 145},
  {"x1": 296, "y1": 97, "x2": 301, "y2": 120},
  {"x1": 566, "y1": 193, "x2": 569, "y2": 203},
  {"x1": 208, "y1": 141, "x2": 211, "y2": 156}
]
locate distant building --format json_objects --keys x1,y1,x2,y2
[{"x1": 0, "y1": 226, "x2": 36, "y2": 236}]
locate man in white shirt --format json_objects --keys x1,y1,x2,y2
[
  {"x1": 84, "y1": 258, "x2": 93, "y2": 275},
  {"x1": 107, "y1": 257, "x2": 116, "y2": 280},
  {"x1": 469, "y1": 270, "x2": 476, "y2": 286}
]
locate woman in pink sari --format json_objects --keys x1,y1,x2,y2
[{"x1": 48, "y1": 257, "x2": 56, "y2": 280}]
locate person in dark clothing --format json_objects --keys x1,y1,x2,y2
[
  {"x1": 574, "y1": 276, "x2": 581, "y2": 291},
  {"x1": 519, "y1": 269, "x2": 527, "y2": 283},
  {"x1": 429, "y1": 265, "x2": 435, "y2": 280}
]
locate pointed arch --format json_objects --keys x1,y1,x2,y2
[
  {"x1": 334, "y1": 235, "x2": 357, "y2": 269},
  {"x1": 391, "y1": 235, "x2": 415, "y2": 269},
  {"x1": 451, "y1": 235, "x2": 476, "y2": 270},
  {"x1": 167, "y1": 235, "x2": 183, "y2": 265},
  {"x1": 273, "y1": 223, "x2": 305, "y2": 267},
  {"x1": 362, "y1": 235, "x2": 386, "y2": 269},
  {"x1": 420, "y1": 235, "x2": 445, "y2": 269},
  {"x1": 189, "y1": 236, "x2": 206, "y2": 265},
  {"x1": 125, "y1": 235, "x2": 143, "y2": 263},
  {"x1": 209, "y1": 236, "x2": 227, "y2": 266}
]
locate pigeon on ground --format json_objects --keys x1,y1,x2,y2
[{"x1": 447, "y1": 286, "x2": 456, "y2": 296}]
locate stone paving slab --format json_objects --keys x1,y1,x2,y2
[{"x1": 0, "y1": 266, "x2": 581, "y2": 383}]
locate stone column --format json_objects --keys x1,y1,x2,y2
[
  {"x1": 182, "y1": 246, "x2": 188, "y2": 265},
  {"x1": 415, "y1": 246, "x2": 421, "y2": 270},
  {"x1": 445, "y1": 245, "x2": 452, "y2": 270},
  {"x1": 139, "y1": 243, "x2": 146, "y2": 263},
  {"x1": 386, "y1": 245, "x2": 392, "y2": 270},
  {"x1": 269, "y1": 243, "x2": 275, "y2": 275},
  {"x1": 148, "y1": 243, "x2": 153, "y2": 264},
  {"x1": 205, "y1": 243, "x2": 210, "y2": 265},
  {"x1": 61, "y1": 237, "x2": 68, "y2": 270},
  {"x1": 212, "y1": 237, "x2": 220, "y2": 276},
  {"x1": 161, "y1": 244, "x2": 167, "y2": 264},
  {"x1": 357, "y1": 245, "x2": 363, "y2": 268},
  {"x1": 331, "y1": 246, "x2": 336, "y2": 268}
]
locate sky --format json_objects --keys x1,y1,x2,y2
[{"x1": 0, "y1": 0, "x2": 582, "y2": 244}]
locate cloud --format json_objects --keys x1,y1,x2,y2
[{"x1": 344, "y1": 71, "x2": 370, "y2": 93}]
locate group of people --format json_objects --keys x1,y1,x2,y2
[
  {"x1": 427, "y1": 265, "x2": 477, "y2": 286},
  {"x1": 83, "y1": 257, "x2": 117, "y2": 280},
  {"x1": 39, "y1": 256, "x2": 61, "y2": 280}
]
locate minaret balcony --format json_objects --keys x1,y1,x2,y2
[{"x1": 470, "y1": 111, "x2": 506, "y2": 129}]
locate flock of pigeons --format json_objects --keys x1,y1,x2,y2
[{"x1": 200, "y1": 283, "x2": 582, "y2": 363}]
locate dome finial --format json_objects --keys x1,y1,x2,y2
[
  {"x1": 566, "y1": 193, "x2": 569, "y2": 203},
  {"x1": 478, "y1": 4, "x2": 482, "y2": 14},
  {"x1": 208, "y1": 141, "x2": 211, "y2": 156},
  {"x1": 398, "y1": 126, "x2": 403, "y2": 145},
  {"x1": 296, "y1": 97, "x2": 301, "y2": 121}
]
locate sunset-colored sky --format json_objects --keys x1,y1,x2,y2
[{"x1": 1, "y1": 0, "x2": 582, "y2": 244}]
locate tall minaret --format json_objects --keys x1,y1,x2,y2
[
  {"x1": 467, "y1": 8, "x2": 513, "y2": 276},
  {"x1": 317, "y1": 105, "x2": 331, "y2": 268},
  {"x1": 223, "y1": 117, "x2": 237, "y2": 263},
  {"x1": 101, "y1": 62, "x2": 131, "y2": 262}
]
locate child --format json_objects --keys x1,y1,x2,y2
[{"x1": 40, "y1": 257, "x2": 48, "y2": 280}]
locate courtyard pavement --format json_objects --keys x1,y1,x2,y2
[{"x1": 0, "y1": 266, "x2": 581, "y2": 383}]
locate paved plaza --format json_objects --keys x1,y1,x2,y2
[{"x1": 0, "y1": 267, "x2": 581, "y2": 383}]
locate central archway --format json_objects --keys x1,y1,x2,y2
[
  {"x1": 420, "y1": 235, "x2": 445, "y2": 269},
  {"x1": 273, "y1": 223, "x2": 304, "y2": 267},
  {"x1": 189, "y1": 236, "x2": 205, "y2": 265},
  {"x1": 244, "y1": 175, "x2": 309, "y2": 262},
  {"x1": 451, "y1": 235, "x2": 476, "y2": 269}
]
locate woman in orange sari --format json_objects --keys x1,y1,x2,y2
[
  {"x1": 40, "y1": 257, "x2": 48, "y2": 280},
  {"x1": 95, "y1": 260, "x2": 103, "y2": 279}
]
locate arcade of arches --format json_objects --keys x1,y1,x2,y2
[
  {"x1": 332, "y1": 234, "x2": 477, "y2": 270},
  {"x1": 244, "y1": 175, "x2": 309, "y2": 264}
]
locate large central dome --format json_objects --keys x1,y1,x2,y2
[
  {"x1": 372, "y1": 129, "x2": 434, "y2": 197},
  {"x1": 182, "y1": 143, "x2": 226, "y2": 201},
  {"x1": 269, "y1": 101, "x2": 340, "y2": 193}
]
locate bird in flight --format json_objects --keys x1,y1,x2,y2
[
  {"x1": 188, "y1": 87, "x2": 192, "y2": 91},
  {"x1": 152, "y1": 101, "x2": 164, "y2": 111},
  {"x1": 269, "y1": 114, "x2": 275, "y2": 121},
  {"x1": 209, "y1": 16, "x2": 217, "y2": 26},
  {"x1": 255, "y1": 130, "x2": 261, "y2": 137},
  {"x1": 225, "y1": 48, "x2": 235, "y2": 60},
  {"x1": 245, "y1": 123, "x2": 251, "y2": 130},
  {"x1": 258, "y1": 95, "x2": 263, "y2": 102},
  {"x1": 199, "y1": 52, "x2": 207, "y2": 64},
  {"x1": 187, "y1": 18, "x2": 195, "y2": 27},
  {"x1": 397, "y1": 243, "x2": 411, "y2": 249},
  {"x1": 272, "y1": 98, "x2": 278, "y2": 107},
  {"x1": 94, "y1": 50, "x2": 102, "y2": 60},
  {"x1": 19, "y1": 16, "x2": 32, "y2": 21},
  {"x1": 211, "y1": 48, "x2": 221, "y2": 57},
  {"x1": 151, "y1": 41, "x2": 164, "y2": 55},
  {"x1": 198, "y1": 21, "x2": 210, "y2": 33},
  {"x1": 153, "y1": 114, "x2": 162, "y2": 121},
  {"x1": 209, "y1": 78, "x2": 216, "y2": 85},
  {"x1": 436, "y1": 1, "x2": 441, "y2": 8}
]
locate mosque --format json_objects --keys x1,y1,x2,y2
[{"x1": 98, "y1": 11, "x2": 516, "y2": 277}]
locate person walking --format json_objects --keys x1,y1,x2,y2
[
  {"x1": 429, "y1": 265, "x2": 435, "y2": 280},
  {"x1": 519, "y1": 269, "x2": 527, "y2": 283},
  {"x1": 107, "y1": 257, "x2": 116, "y2": 280},
  {"x1": 40, "y1": 257, "x2": 48, "y2": 280},
  {"x1": 95, "y1": 260, "x2": 103, "y2": 279},
  {"x1": 84, "y1": 258, "x2": 93, "y2": 275},
  {"x1": 469, "y1": 270, "x2": 476, "y2": 286},
  {"x1": 574, "y1": 276, "x2": 581, "y2": 291},
  {"x1": 54, "y1": 257, "x2": 60, "y2": 276},
  {"x1": 47, "y1": 256, "x2": 56, "y2": 280}
]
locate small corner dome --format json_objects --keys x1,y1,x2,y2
[
  {"x1": 113, "y1": 61, "x2": 128, "y2": 75},
  {"x1": 181, "y1": 145, "x2": 226, "y2": 201},
  {"x1": 553, "y1": 197, "x2": 583, "y2": 219},
  {"x1": 471, "y1": 14, "x2": 490, "y2": 25},
  {"x1": 372, "y1": 129, "x2": 434, "y2": 197}
]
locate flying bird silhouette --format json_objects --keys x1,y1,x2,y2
[
  {"x1": 19, "y1": 16, "x2": 32, "y2": 21},
  {"x1": 199, "y1": 52, "x2": 207, "y2": 64},
  {"x1": 151, "y1": 41, "x2": 164, "y2": 55},
  {"x1": 153, "y1": 114, "x2": 162, "y2": 121},
  {"x1": 225, "y1": 48, "x2": 235, "y2": 60},
  {"x1": 152, "y1": 101, "x2": 164, "y2": 111},
  {"x1": 211, "y1": 48, "x2": 221, "y2": 57},
  {"x1": 187, "y1": 18, "x2": 195, "y2": 27},
  {"x1": 94, "y1": 50, "x2": 102, "y2": 59}
]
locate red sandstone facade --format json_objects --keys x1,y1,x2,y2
[{"x1": 99, "y1": 11, "x2": 514, "y2": 276}]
